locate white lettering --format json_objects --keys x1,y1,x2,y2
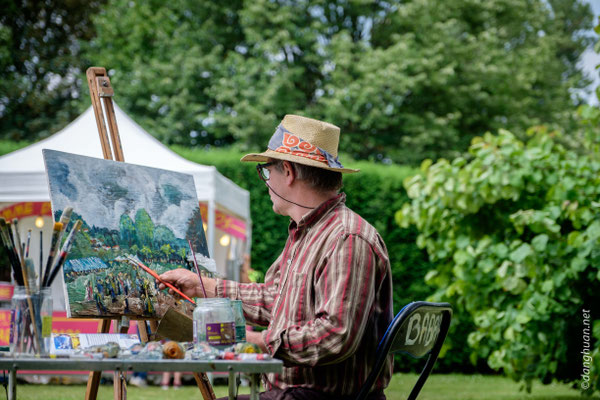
[
  {"x1": 404, "y1": 314, "x2": 421, "y2": 345},
  {"x1": 405, "y1": 312, "x2": 443, "y2": 347}
]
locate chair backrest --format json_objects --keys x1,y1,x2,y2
[{"x1": 355, "y1": 301, "x2": 452, "y2": 400}]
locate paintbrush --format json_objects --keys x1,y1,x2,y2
[
  {"x1": 25, "y1": 229, "x2": 32, "y2": 258},
  {"x1": 42, "y1": 207, "x2": 72, "y2": 287},
  {"x1": 12, "y1": 218, "x2": 24, "y2": 265},
  {"x1": 39, "y1": 230, "x2": 43, "y2": 289},
  {"x1": 188, "y1": 239, "x2": 208, "y2": 298},
  {"x1": 0, "y1": 218, "x2": 24, "y2": 285},
  {"x1": 25, "y1": 258, "x2": 37, "y2": 292},
  {"x1": 15, "y1": 233, "x2": 41, "y2": 354},
  {"x1": 41, "y1": 222, "x2": 63, "y2": 288},
  {"x1": 45, "y1": 219, "x2": 82, "y2": 288},
  {"x1": 124, "y1": 255, "x2": 196, "y2": 305},
  {"x1": 53, "y1": 207, "x2": 73, "y2": 254}
]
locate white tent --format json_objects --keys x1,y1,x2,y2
[{"x1": 0, "y1": 104, "x2": 251, "y2": 305}]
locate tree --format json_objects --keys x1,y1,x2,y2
[
  {"x1": 134, "y1": 209, "x2": 154, "y2": 249},
  {"x1": 154, "y1": 225, "x2": 176, "y2": 247},
  {"x1": 0, "y1": 0, "x2": 106, "y2": 141},
  {"x1": 82, "y1": 0, "x2": 594, "y2": 164},
  {"x1": 160, "y1": 243, "x2": 174, "y2": 262},
  {"x1": 119, "y1": 214, "x2": 136, "y2": 245},
  {"x1": 82, "y1": 0, "x2": 245, "y2": 146},
  {"x1": 396, "y1": 125, "x2": 600, "y2": 391}
]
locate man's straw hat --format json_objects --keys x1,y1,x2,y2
[{"x1": 241, "y1": 114, "x2": 359, "y2": 173}]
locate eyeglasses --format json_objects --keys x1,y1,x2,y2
[{"x1": 256, "y1": 162, "x2": 275, "y2": 182}]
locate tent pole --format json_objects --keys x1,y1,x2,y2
[{"x1": 207, "y1": 200, "x2": 216, "y2": 262}]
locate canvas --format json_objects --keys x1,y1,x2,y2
[{"x1": 43, "y1": 149, "x2": 209, "y2": 319}]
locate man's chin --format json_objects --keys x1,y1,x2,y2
[{"x1": 272, "y1": 205, "x2": 282, "y2": 215}]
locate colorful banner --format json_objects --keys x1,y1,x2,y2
[
  {"x1": 0, "y1": 283, "x2": 14, "y2": 301},
  {"x1": 0, "y1": 310, "x2": 10, "y2": 346},
  {"x1": 0, "y1": 202, "x2": 52, "y2": 220},
  {"x1": 200, "y1": 204, "x2": 247, "y2": 240}
]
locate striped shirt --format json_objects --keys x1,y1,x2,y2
[{"x1": 215, "y1": 193, "x2": 393, "y2": 397}]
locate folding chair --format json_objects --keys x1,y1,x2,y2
[{"x1": 356, "y1": 301, "x2": 453, "y2": 400}]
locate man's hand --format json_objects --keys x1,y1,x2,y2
[
  {"x1": 158, "y1": 269, "x2": 217, "y2": 299},
  {"x1": 245, "y1": 329, "x2": 268, "y2": 353}
]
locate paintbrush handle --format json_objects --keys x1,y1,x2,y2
[
  {"x1": 42, "y1": 223, "x2": 63, "y2": 287},
  {"x1": 128, "y1": 257, "x2": 196, "y2": 304},
  {"x1": 188, "y1": 240, "x2": 208, "y2": 298},
  {"x1": 45, "y1": 220, "x2": 82, "y2": 287}
]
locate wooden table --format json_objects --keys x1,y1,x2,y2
[{"x1": 0, "y1": 357, "x2": 283, "y2": 400}]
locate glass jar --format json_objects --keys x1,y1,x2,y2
[
  {"x1": 193, "y1": 298, "x2": 235, "y2": 348},
  {"x1": 10, "y1": 286, "x2": 52, "y2": 356},
  {"x1": 231, "y1": 300, "x2": 246, "y2": 343},
  {"x1": 37, "y1": 287, "x2": 53, "y2": 355}
]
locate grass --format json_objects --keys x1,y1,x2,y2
[{"x1": 7, "y1": 373, "x2": 596, "y2": 400}]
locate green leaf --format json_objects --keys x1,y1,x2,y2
[
  {"x1": 570, "y1": 257, "x2": 587, "y2": 272},
  {"x1": 510, "y1": 243, "x2": 533, "y2": 263},
  {"x1": 541, "y1": 280, "x2": 553, "y2": 293},
  {"x1": 531, "y1": 234, "x2": 548, "y2": 252}
]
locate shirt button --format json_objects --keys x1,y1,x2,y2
[{"x1": 287, "y1": 259, "x2": 292, "y2": 265}]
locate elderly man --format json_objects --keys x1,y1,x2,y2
[{"x1": 160, "y1": 115, "x2": 393, "y2": 400}]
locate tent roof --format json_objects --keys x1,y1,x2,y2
[{"x1": 0, "y1": 104, "x2": 250, "y2": 221}]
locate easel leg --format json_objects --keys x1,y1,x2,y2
[
  {"x1": 113, "y1": 370, "x2": 127, "y2": 400},
  {"x1": 137, "y1": 320, "x2": 150, "y2": 343},
  {"x1": 228, "y1": 370, "x2": 236, "y2": 400},
  {"x1": 194, "y1": 372, "x2": 217, "y2": 400},
  {"x1": 249, "y1": 373, "x2": 259, "y2": 400},
  {"x1": 85, "y1": 319, "x2": 111, "y2": 400},
  {"x1": 8, "y1": 369, "x2": 16, "y2": 400}
]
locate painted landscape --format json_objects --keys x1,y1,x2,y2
[{"x1": 43, "y1": 149, "x2": 209, "y2": 319}]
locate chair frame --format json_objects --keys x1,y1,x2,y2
[{"x1": 356, "y1": 301, "x2": 452, "y2": 400}]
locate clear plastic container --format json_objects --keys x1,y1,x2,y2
[
  {"x1": 193, "y1": 298, "x2": 235, "y2": 348},
  {"x1": 231, "y1": 300, "x2": 246, "y2": 343}
]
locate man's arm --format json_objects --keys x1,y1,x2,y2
[
  {"x1": 159, "y1": 262, "x2": 282, "y2": 327},
  {"x1": 215, "y1": 263, "x2": 281, "y2": 327}
]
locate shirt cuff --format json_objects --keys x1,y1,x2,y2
[
  {"x1": 214, "y1": 278, "x2": 239, "y2": 299},
  {"x1": 262, "y1": 329, "x2": 281, "y2": 357}
]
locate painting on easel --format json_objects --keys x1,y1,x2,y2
[{"x1": 43, "y1": 149, "x2": 209, "y2": 319}]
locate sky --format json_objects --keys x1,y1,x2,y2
[{"x1": 580, "y1": 0, "x2": 600, "y2": 104}]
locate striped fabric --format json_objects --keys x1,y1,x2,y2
[{"x1": 215, "y1": 193, "x2": 393, "y2": 397}]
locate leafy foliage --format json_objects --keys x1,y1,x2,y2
[
  {"x1": 81, "y1": 0, "x2": 594, "y2": 164},
  {"x1": 397, "y1": 125, "x2": 600, "y2": 391},
  {"x1": 0, "y1": 0, "x2": 107, "y2": 141}
]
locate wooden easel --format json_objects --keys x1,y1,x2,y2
[{"x1": 84, "y1": 67, "x2": 216, "y2": 400}]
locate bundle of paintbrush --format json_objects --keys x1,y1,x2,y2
[
  {"x1": 0, "y1": 207, "x2": 82, "y2": 356},
  {"x1": 41, "y1": 207, "x2": 83, "y2": 288}
]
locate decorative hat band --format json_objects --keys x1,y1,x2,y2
[{"x1": 267, "y1": 125, "x2": 344, "y2": 169}]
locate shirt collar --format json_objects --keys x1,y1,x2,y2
[{"x1": 289, "y1": 193, "x2": 346, "y2": 231}]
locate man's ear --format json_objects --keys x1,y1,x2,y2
[{"x1": 282, "y1": 161, "x2": 296, "y2": 185}]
